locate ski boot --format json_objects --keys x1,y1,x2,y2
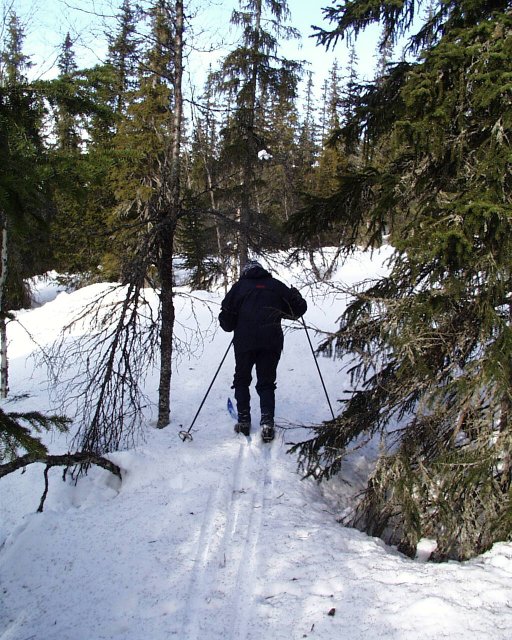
[
  {"x1": 234, "y1": 411, "x2": 251, "y2": 437},
  {"x1": 260, "y1": 416, "x2": 275, "y2": 443}
]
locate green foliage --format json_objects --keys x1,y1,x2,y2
[
  {"x1": 0, "y1": 407, "x2": 70, "y2": 462},
  {"x1": 1, "y1": 10, "x2": 33, "y2": 84},
  {"x1": 212, "y1": 0, "x2": 302, "y2": 266},
  {"x1": 176, "y1": 213, "x2": 222, "y2": 289},
  {"x1": 291, "y1": 2, "x2": 512, "y2": 560},
  {"x1": 41, "y1": 64, "x2": 118, "y2": 277},
  {"x1": 0, "y1": 83, "x2": 55, "y2": 307},
  {"x1": 49, "y1": 150, "x2": 114, "y2": 277}
]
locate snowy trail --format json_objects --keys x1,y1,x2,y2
[
  {"x1": 180, "y1": 437, "x2": 274, "y2": 640},
  {"x1": 2, "y1": 405, "x2": 512, "y2": 640},
  {"x1": 2, "y1": 254, "x2": 512, "y2": 640},
  {"x1": 229, "y1": 442, "x2": 274, "y2": 640}
]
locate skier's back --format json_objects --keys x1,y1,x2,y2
[{"x1": 219, "y1": 260, "x2": 307, "y2": 441}]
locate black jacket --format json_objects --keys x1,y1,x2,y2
[{"x1": 219, "y1": 265, "x2": 307, "y2": 353}]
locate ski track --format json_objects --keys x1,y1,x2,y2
[
  {"x1": 230, "y1": 442, "x2": 273, "y2": 640},
  {"x1": 180, "y1": 435, "x2": 274, "y2": 640}
]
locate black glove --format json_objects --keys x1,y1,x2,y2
[{"x1": 286, "y1": 286, "x2": 307, "y2": 320}]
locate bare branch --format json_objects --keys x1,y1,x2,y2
[{"x1": 0, "y1": 451, "x2": 121, "y2": 480}]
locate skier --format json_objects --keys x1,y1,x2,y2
[{"x1": 219, "y1": 260, "x2": 307, "y2": 442}]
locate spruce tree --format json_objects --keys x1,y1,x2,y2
[
  {"x1": 0, "y1": 11, "x2": 53, "y2": 304},
  {"x1": 310, "y1": 59, "x2": 348, "y2": 202},
  {"x1": 46, "y1": 34, "x2": 115, "y2": 277},
  {"x1": 258, "y1": 67, "x2": 301, "y2": 229},
  {"x1": 0, "y1": 12, "x2": 54, "y2": 399},
  {"x1": 106, "y1": 0, "x2": 141, "y2": 121},
  {"x1": 54, "y1": 33, "x2": 80, "y2": 150},
  {"x1": 213, "y1": 0, "x2": 301, "y2": 269},
  {"x1": 297, "y1": 60, "x2": 350, "y2": 251},
  {"x1": 49, "y1": 0, "x2": 188, "y2": 457},
  {"x1": 1, "y1": 10, "x2": 32, "y2": 84},
  {"x1": 182, "y1": 70, "x2": 232, "y2": 290},
  {"x1": 342, "y1": 45, "x2": 359, "y2": 123},
  {"x1": 296, "y1": 70, "x2": 320, "y2": 183},
  {"x1": 105, "y1": 0, "x2": 185, "y2": 429},
  {"x1": 289, "y1": 0, "x2": 512, "y2": 560}
]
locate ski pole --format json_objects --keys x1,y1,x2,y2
[
  {"x1": 301, "y1": 316, "x2": 336, "y2": 421},
  {"x1": 179, "y1": 338, "x2": 234, "y2": 442}
]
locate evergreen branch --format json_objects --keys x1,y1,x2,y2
[
  {"x1": 313, "y1": 0, "x2": 417, "y2": 51},
  {"x1": 0, "y1": 407, "x2": 71, "y2": 463}
]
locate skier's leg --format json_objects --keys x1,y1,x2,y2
[
  {"x1": 233, "y1": 349, "x2": 256, "y2": 427},
  {"x1": 255, "y1": 350, "x2": 280, "y2": 425}
]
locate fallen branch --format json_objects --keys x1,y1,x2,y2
[{"x1": 0, "y1": 452, "x2": 122, "y2": 512}]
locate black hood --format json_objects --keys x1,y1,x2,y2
[{"x1": 241, "y1": 265, "x2": 271, "y2": 280}]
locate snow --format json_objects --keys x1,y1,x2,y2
[
  {"x1": 257, "y1": 149, "x2": 272, "y2": 161},
  {"x1": 1, "y1": 248, "x2": 512, "y2": 640}
]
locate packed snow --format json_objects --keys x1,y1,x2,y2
[{"x1": 1, "y1": 248, "x2": 511, "y2": 640}]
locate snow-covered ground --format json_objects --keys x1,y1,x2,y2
[{"x1": 1, "y1": 248, "x2": 511, "y2": 640}]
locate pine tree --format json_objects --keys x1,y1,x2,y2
[
  {"x1": 0, "y1": 11, "x2": 55, "y2": 399},
  {"x1": 342, "y1": 45, "x2": 359, "y2": 123},
  {"x1": 54, "y1": 0, "x2": 188, "y2": 454},
  {"x1": 258, "y1": 67, "x2": 301, "y2": 229},
  {"x1": 104, "y1": 0, "x2": 174, "y2": 279},
  {"x1": 374, "y1": 22, "x2": 395, "y2": 82},
  {"x1": 289, "y1": 0, "x2": 512, "y2": 560},
  {"x1": 296, "y1": 71, "x2": 319, "y2": 177},
  {"x1": 46, "y1": 33, "x2": 116, "y2": 277},
  {"x1": 0, "y1": 11, "x2": 53, "y2": 304},
  {"x1": 1, "y1": 11, "x2": 32, "y2": 84},
  {"x1": 106, "y1": 0, "x2": 141, "y2": 120},
  {"x1": 182, "y1": 70, "x2": 231, "y2": 290},
  {"x1": 54, "y1": 33, "x2": 80, "y2": 150},
  {"x1": 107, "y1": 0, "x2": 186, "y2": 429},
  {"x1": 176, "y1": 212, "x2": 217, "y2": 289},
  {"x1": 306, "y1": 59, "x2": 349, "y2": 217},
  {"x1": 213, "y1": 0, "x2": 301, "y2": 269},
  {"x1": 325, "y1": 60, "x2": 342, "y2": 134}
]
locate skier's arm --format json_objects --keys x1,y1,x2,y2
[
  {"x1": 218, "y1": 286, "x2": 239, "y2": 332},
  {"x1": 283, "y1": 286, "x2": 307, "y2": 320}
]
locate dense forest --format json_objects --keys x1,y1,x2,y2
[{"x1": 1, "y1": 0, "x2": 512, "y2": 561}]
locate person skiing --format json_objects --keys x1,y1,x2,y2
[{"x1": 219, "y1": 260, "x2": 307, "y2": 442}]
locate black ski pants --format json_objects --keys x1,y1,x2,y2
[{"x1": 232, "y1": 348, "x2": 281, "y2": 423}]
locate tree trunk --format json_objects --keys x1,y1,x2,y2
[
  {"x1": 157, "y1": 0, "x2": 184, "y2": 428},
  {"x1": 0, "y1": 212, "x2": 8, "y2": 399},
  {"x1": 157, "y1": 225, "x2": 176, "y2": 428},
  {"x1": 499, "y1": 302, "x2": 512, "y2": 489},
  {"x1": 0, "y1": 318, "x2": 7, "y2": 398}
]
